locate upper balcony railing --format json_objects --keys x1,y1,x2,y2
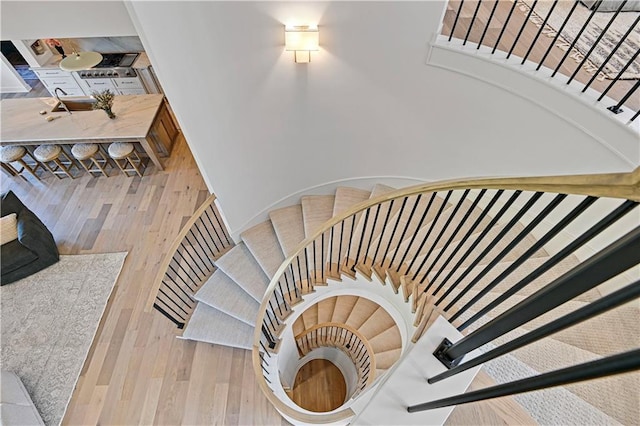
[{"x1": 441, "y1": 0, "x2": 640, "y2": 123}]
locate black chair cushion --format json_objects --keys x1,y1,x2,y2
[{"x1": 1, "y1": 240, "x2": 38, "y2": 274}]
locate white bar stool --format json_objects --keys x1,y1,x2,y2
[
  {"x1": 71, "y1": 143, "x2": 109, "y2": 177},
  {"x1": 33, "y1": 144, "x2": 77, "y2": 179},
  {"x1": 108, "y1": 142, "x2": 145, "y2": 178},
  {"x1": 0, "y1": 145, "x2": 41, "y2": 181}
]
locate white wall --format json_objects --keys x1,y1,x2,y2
[
  {"x1": 3, "y1": 1, "x2": 635, "y2": 235},
  {"x1": 0, "y1": 54, "x2": 30, "y2": 93},
  {"x1": 124, "y1": 1, "x2": 637, "y2": 234},
  {"x1": 0, "y1": 1, "x2": 136, "y2": 39}
]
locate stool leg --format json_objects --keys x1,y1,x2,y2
[
  {"x1": 53, "y1": 158, "x2": 74, "y2": 179},
  {"x1": 127, "y1": 153, "x2": 144, "y2": 178},
  {"x1": 17, "y1": 159, "x2": 40, "y2": 181},
  {"x1": 42, "y1": 160, "x2": 63, "y2": 179},
  {"x1": 1, "y1": 162, "x2": 18, "y2": 177},
  {"x1": 114, "y1": 158, "x2": 130, "y2": 177},
  {"x1": 90, "y1": 156, "x2": 108, "y2": 177}
]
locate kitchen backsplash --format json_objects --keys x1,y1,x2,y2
[{"x1": 56, "y1": 36, "x2": 144, "y2": 55}]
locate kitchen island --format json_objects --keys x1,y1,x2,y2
[{"x1": 0, "y1": 94, "x2": 178, "y2": 171}]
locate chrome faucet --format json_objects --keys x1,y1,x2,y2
[{"x1": 54, "y1": 87, "x2": 71, "y2": 115}]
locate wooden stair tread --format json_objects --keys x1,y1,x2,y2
[
  {"x1": 269, "y1": 204, "x2": 306, "y2": 257},
  {"x1": 240, "y1": 219, "x2": 285, "y2": 278}
]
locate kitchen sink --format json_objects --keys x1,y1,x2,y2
[{"x1": 51, "y1": 98, "x2": 96, "y2": 112}]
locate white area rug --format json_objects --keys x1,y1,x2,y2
[
  {"x1": 519, "y1": 0, "x2": 640, "y2": 79},
  {"x1": 0, "y1": 252, "x2": 127, "y2": 426}
]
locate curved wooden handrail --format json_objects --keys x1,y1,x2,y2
[
  {"x1": 146, "y1": 193, "x2": 221, "y2": 311},
  {"x1": 253, "y1": 168, "x2": 639, "y2": 422}
]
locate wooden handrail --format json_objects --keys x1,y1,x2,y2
[
  {"x1": 253, "y1": 168, "x2": 639, "y2": 420},
  {"x1": 146, "y1": 194, "x2": 223, "y2": 312}
]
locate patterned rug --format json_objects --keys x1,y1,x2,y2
[
  {"x1": 519, "y1": 0, "x2": 640, "y2": 80},
  {"x1": 0, "y1": 253, "x2": 127, "y2": 425}
]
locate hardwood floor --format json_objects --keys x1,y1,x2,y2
[
  {"x1": 1, "y1": 3, "x2": 633, "y2": 425},
  {"x1": 290, "y1": 359, "x2": 347, "y2": 413},
  {"x1": 1, "y1": 136, "x2": 287, "y2": 425}
]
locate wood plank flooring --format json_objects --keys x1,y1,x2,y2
[
  {"x1": 291, "y1": 359, "x2": 347, "y2": 413},
  {"x1": 1, "y1": 135, "x2": 287, "y2": 425},
  {"x1": 2, "y1": 3, "x2": 631, "y2": 424}
]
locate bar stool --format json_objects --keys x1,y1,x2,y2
[
  {"x1": 108, "y1": 142, "x2": 145, "y2": 178},
  {"x1": 33, "y1": 144, "x2": 77, "y2": 179},
  {"x1": 0, "y1": 145, "x2": 41, "y2": 181},
  {"x1": 71, "y1": 143, "x2": 109, "y2": 177}
]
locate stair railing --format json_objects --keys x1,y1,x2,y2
[
  {"x1": 149, "y1": 194, "x2": 234, "y2": 328},
  {"x1": 253, "y1": 167, "x2": 639, "y2": 421},
  {"x1": 295, "y1": 322, "x2": 376, "y2": 397},
  {"x1": 442, "y1": 0, "x2": 640, "y2": 122}
]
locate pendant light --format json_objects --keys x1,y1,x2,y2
[{"x1": 59, "y1": 51, "x2": 103, "y2": 71}]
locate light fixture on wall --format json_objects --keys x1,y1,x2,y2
[
  {"x1": 284, "y1": 25, "x2": 319, "y2": 63},
  {"x1": 59, "y1": 51, "x2": 103, "y2": 71}
]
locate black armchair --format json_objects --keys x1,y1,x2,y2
[{"x1": 1, "y1": 191, "x2": 59, "y2": 285}]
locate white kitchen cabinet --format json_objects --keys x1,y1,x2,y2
[
  {"x1": 114, "y1": 77, "x2": 144, "y2": 90},
  {"x1": 32, "y1": 67, "x2": 87, "y2": 97},
  {"x1": 82, "y1": 78, "x2": 117, "y2": 93}
]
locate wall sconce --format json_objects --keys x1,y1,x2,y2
[{"x1": 285, "y1": 25, "x2": 319, "y2": 63}]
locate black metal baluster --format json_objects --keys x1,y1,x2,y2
[
  {"x1": 354, "y1": 208, "x2": 372, "y2": 266},
  {"x1": 210, "y1": 206, "x2": 233, "y2": 246},
  {"x1": 167, "y1": 263, "x2": 196, "y2": 292},
  {"x1": 568, "y1": 1, "x2": 629, "y2": 84},
  {"x1": 478, "y1": 0, "x2": 500, "y2": 49},
  {"x1": 507, "y1": 0, "x2": 539, "y2": 59},
  {"x1": 321, "y1": 231, "x2": 325, "y2": 281},
  {"x1": 598, "y1": 48, "x2": 640, "y2": 100},
  {"x1": 582, "y1": 15, "x2": 640, "y2": 92},
  {"x1": 607, "y1": 79, "x2": 640, "y2": 114},
  {"x1": 159, "y1": 282, "x2": 194, "y2": 309},
  {"x1": 429, "y1": 190, "x2": 501, "y2": 290},
  {"x1": 389, "y1": 195, "x2": 423, "y2": 270},
  {"x1": 422, "y1": 189, "x2": 483, "y2": 281},
  {"x1": 175, "y1": 244, "x2": 205, "y2": 279},
  {"x1": 631, "y1": 109, "x2": 640, "y2": 122},
  {"x1": 362, "y1": 204, "x2": 381, "y2": 268},
  {"x1": 328, "y1": 225, "x2": 335, "y2": 274},
  {"x1": 411, "y1": 349, "x2": 640, "y2": 412},
  {"x1": 372, "y1": 200, "x2": 395, "y2": 265},
  {"x1": 552, "y1": 0, "x2": 603, "y2": 77},
  {"x1": 197, "y1": 218, "x2": 220, "y2": 254},
  {"x1": 449, "y1": 196, "x2": 597, "y2": 319},
  {"x1": 262, "y1": 324, "x2": 277, "y2": 349},
  {"x1": 153, "y1": 301, "x2": 185, "y2": 328},
  {"x1": 431, "y1": 280, "x2": 640, "y2": 383},
  {"x1": 459, "y1": 199, "x2": 638, "y2": 331},
  {"x1": 492, "y1": 0, "x2": 519, "y2": 54},
  {"x1": 303, "y1": 247, "x2": 312, "y2": 291},
  {"x1": 431, "y1": 191, "x2": 520, "y2": 296},
  {"x1": 381, "y1": 197, "x2": 409, "y2": 268},
  {"x1": 435, "y1": 226, "x2": 640, "y2": 367},
  {"x1": 396, "y1": 194, "x2": 436, "y2": 273},
  {"x1": 440, "y1": 192, "x2": 569, "y2": 309},
  {"x1": 537, "y1": 1, "x2": 580, "y2": 70},
  {"x1": 337, "y1": 221, "x2": 344, "y2": 274},
  {"x1": 189, "y1": 228, "x2": 215, "y2": 269},
  {"x1": 463, "y1": 0, "x2": 483, "y2": 46},
  {"x1": 345, "y1": 215, "x2": 357, "y2": 271},
  {"x1": 312, "y1": 235, "x2": 317, "y2": 282},
  {"x1": 407, "y1": 191, "x2": 453, "y2": 281},
  {"x1": 203, "y1": 209, "x2": 224, "y2": 250},
  {"x1": 522, "y1": 0, "x2": 559, "y2": 64},
  {"x1": 448, "y1": 0, "x2": 466, "y2": 42},
  {"x1": 431, "y1": 192, "x2": 544, "y2": 300}
]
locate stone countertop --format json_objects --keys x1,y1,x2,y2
[{"x1": 0, "y1": 94, "x2": 165, "y2": 143}]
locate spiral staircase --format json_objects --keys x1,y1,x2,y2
[{"x1": 151, "y1": 171, "x2": 640, "y2": 425}]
